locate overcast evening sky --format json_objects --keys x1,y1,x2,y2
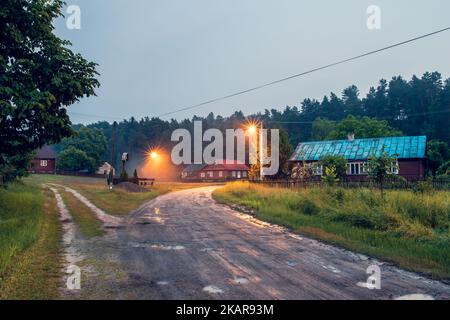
[{"x1": 54, "y1": 0, "x2": 450, "y2": 124}]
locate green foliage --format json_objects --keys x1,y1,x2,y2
[
  {"x1": 437, "y1": 161, "x2": 450, "y2": 176},
  {"x1": 427, "y1": 140, "x2": 450, "y2": 175},
  {"x1": 57, "y1": 147, "x2": 95, "y2": 172},
  {"x1": 321, "y1": 166, "x2": 339, "y2": 186},
  {"x1": 59, "y1": 126, "x2": 107, "y2": 167},
  {"x1": 277, "y1": 128, "x2": 293, "y2": 177},
  {"x1": 312, "y1": 118, "x2": 336, "y2": 141},
  {"x1": 0, "y1": 183, "x2": 43, "y2": 276},
  {"x1": 367, "y1": 147, "x2": 398, "y2": 197},
  {"x1": 326, "y1": 115, "x2": 402, "y2": 140},
  {"x1": 413, "y1": 180, "x2": 433, "y2": 197},
  {"x1": 0, "y1": 0, "x2": 99, "y2": 182},
  {"x1": 319, "y1": 155, "x2": 347, "y2": 180}
]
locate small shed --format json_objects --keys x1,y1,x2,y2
[{"x1": 29, "y1": 145, "x2": 57, "y2": 174}]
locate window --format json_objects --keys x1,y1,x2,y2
[
  {"x1": 237, "y1": 171, "x2": 242, "y2": 179},
  {"x1": 231, "y1": 171, "x2": 236, "y2": 178},
  {"x1": 347, "y1": 162, "x2": 366, "y2": 175},
  {"x1": 218, "y1": 171, "x2": 223, "y2": 178},
  {"x1": 242, "y1": 171, "x2": 247, "y2": 178},
  {"x1": 200, "y1": 172, "x2": 206, "y2": 178},
  {"x1": 306, "y1": 163, "x2": 323, "y2": 176},
  {"x1": 389, "y1": 161, "x2": 399, "y2": 174},
  {"x1": 40, "y1": 160, "x2": 48, "y2": 167},
  {"x1": 313, "y1": 165, "x2": 323, "y2": 176},
  {"x1": 208, "y1": 171, "x2": 213, "y2": 178}
]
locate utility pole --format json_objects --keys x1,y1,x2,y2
[
  {"x1": 111, "y1": 121, "x2": 117, "y2": 170},
  {"x1": 259, "y1": 122, "x2": 264, "y2": 181}
]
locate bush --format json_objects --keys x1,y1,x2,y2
[
  {"x1": 57, "y1": 147, "x2": 95, "y2": 173},
  {"x1": 289, "y1": 198, "x2": 318, "y2": 215},
  {"x1": 331, "y1": 209, "x2": 396, "y2": 231}
]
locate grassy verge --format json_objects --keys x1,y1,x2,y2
[
  {"x1": 59, "y1": 189, "x2": 105, "y2": 238},
  {"x1": 213, "y1": 182, "x2": 450, "y2": 280},
  {"x1": 0, "y1": 184, "x2": 62, "y2": 299},
  {"x1": 25, "y1": 175, "x2": 214, "y2": 215}
]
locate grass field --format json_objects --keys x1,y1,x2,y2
[
  {"x1": 213, "y1": 182, "x2": 450, "y2": 280},
  {"x1": 25, "y1": 174, "x2": 210, "y2": 215},
  {"x1": 60, "y1": 189, "x2": 105, "y2": 238},
  {"x1": 0, "y1": 184, "x2": 62, "y2": 299}
]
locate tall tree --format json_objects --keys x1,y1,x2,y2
[
  {"x1": 0, "y1": 0, "x2": 99, "y2": 181},
  {"x1": 60, "y1": 126, "x2": 107, "y2": 167},
  {"x1": 326, "y1": 116, "x2": 402, "y2": 140}
]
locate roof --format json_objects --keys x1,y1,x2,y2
[
  {"x1": 203, "y1": 163, "x2": 250, "y2": 171},
  {"x1": 182, "y1": 164, "x2": 207, "y2": 173},
  {"x1": 35, "y1": 145, "x2": 56, "y2": 159},
  {"x1": 290, "y1": 136, "x2": 427, "y2": 161}
]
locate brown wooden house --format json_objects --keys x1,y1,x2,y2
[{"x1": 29, "y1": 145, "x2": 57, "y2": 174}]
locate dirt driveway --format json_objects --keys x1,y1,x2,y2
[{"x1": 61, "y1": 186, "x2": 450, "y2": 300}]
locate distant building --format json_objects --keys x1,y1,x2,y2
[
  {"x1": 289, "y1": 136, "x2": 427, "y2": 181},
  {"x1": 97, "y1": 162, "x2": 115, "y2": 175},
  {"x1": 181, "y1": 164, "x2": 207, "y2": 180},
  {"x1": 181, "y1": 162, "x2": 250, "y2": 181},
  {"x1": 29, "y1": 145, "x2": 57, "y2": 174}
]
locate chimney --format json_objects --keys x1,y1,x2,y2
[{"x1": 347, "y1": 133, "x2": 355, "y2": 141}]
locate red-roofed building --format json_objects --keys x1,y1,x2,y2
[
  {"x1": 29, "y1": 145, "x2": 57, "y2": 174},
  {"x1": 181, "y1": 162, "x2": 250, "y2": 181}
]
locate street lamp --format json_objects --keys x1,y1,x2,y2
[
  {"x1": 245, "y1": 121, "x2": 264, "y2": 181},
  {"x1": 150, "y1": 151, "x2": 158, "y2": 160}
]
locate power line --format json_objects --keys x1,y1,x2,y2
[
  {"x1": 267, "y1": 109, "x2": 450, "y2": 124},
  {"x1": 155, "y1": 27, "x2": 450, "y2": 118},
  {"x1": 68, "y1": 27, "x2": 450, "y2": 121}
]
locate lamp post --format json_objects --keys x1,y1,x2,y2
[{"x1": 246, "y1": 122, "x2": 264, "y2": 181}]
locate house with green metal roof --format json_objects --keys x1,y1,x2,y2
[{"x1": 289, "y1": 136, "x2": 427, "y2": 180}]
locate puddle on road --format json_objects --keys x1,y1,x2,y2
[
  {"x1": 321, "y1": 265, "x2": 341, "y2": 274},
  {"x1": 150, "y1": 244, "x2": 185, "y2": 250},
  {"x1": 203, "y1": 285, "x2": 223, "y2": 294},
  {"x1": 127, "y1": 242, "x2": 185, "y2": 250},
  {"x1": 286, "y1": 261, "x2": 298, "y2": 267},
  {"x1": 395, "y1": 293, "x2": 434, "y2": 300},
  {"x1": 157, "y1": 281, "x2": 169, "y2": 286},
  {"x1": 232, "y1": 277, "x2": 249, "y2": 285}
]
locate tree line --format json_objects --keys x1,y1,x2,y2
[{"x1": 68, "y1": 71, "x2": 448, "y2": 177}]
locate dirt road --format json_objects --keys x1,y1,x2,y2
[{"x1": 62, "y1": 186, "x2": 450, "y2": 300}]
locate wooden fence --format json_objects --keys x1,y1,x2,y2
[{"x1": 249, "y1": 178, "x2": 450, "y2": 190}]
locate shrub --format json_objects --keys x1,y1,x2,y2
[
  {"x1": 288, "y1": 198, "x2": 319, "y2": 216},
  {"x1": 335, "y1": 189, "x2": 345, "y2": 205},
  {"x1": 331, "y1": 208, "x2": 397, "y2": 231}
]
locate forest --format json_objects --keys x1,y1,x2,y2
[{"x1": 67, "y1": 71, "x2": 449, "y2": 176}]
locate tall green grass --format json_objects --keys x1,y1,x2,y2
[
  {"x1": 213, "y1": 182, "x2": 450, "y2": 279},
  {"x1": 0, "y1": 183, "x2": 44, "y2": 277}
]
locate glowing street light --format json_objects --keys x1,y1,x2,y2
[
  {"x1": 150, "y1": 151, "x2": 158, "y2": 159},
  {"x1": 247, "y1": 124, "x2": 257, "y2": 135},
  {"x1": 244, "y1": 121, "x2": 264, "y2": 181}
]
